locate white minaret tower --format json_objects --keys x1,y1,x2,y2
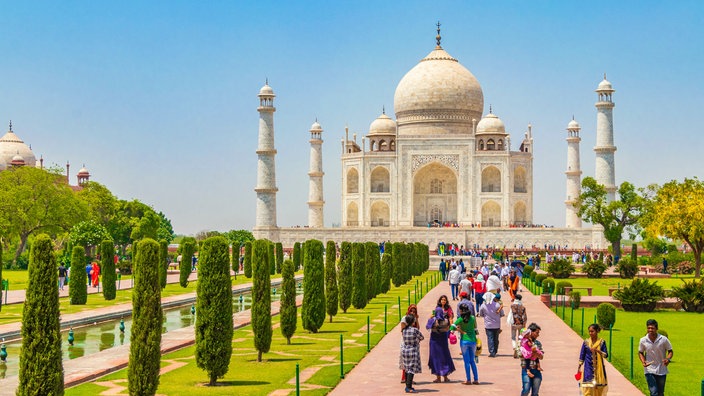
[
  {"x1": 254, "y1": 81, "x2": 278, "y2": 230},
  {"x1": 307, "y1": 120, "x2": 325, "y2": 228},
  {"x1": 594, "y1": 75, "x2": 617, "y2": 201},
  {"x1": 565, "y1": 118, "x2": 582, "y2": 228}
]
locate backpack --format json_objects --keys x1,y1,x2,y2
[
  {"x1": 432, "y1": 313, "x2": 451, "y2": 333},
  {"x1": 511, "y1": 305, "x2": 526, "y2": 327}
]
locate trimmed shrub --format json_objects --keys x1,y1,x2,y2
[
  {"x1": 69, "y1": 246, "x2": 87, "y2": 305},
  {"x1": 159, "y1": 239, "x2": 168, "y2": 289},
  {"x1": 631, "y1": 244, "x2": 638, "y2": 261},
  {"x1": 128, "y1": 238, "x2": 163, "y2": 395},
  {"x1": 670, "y1": 279, "x2": 704, "y2": 312},
  {"x1": 275, "y1": 242, "x2": 284, "y2": 274},
  {"x1": 338, "y1": 242, "x2": 353, "y2": 313},
  {"x1": 251, "y1": 239, "x2": 272, "y2": 361},
  {"x1": 101, "y1": 240, "x2": 116, "y2": 300},
  {"x1": 582, "y1": 260, "x2": 608, "y2": 278},
  {"x1": 352, "y1": 242, "x2": 367, "y2": 309},
  {"x1": 596, "y1": 303, "x2": 616, "y2": 329},
  {"x1": 195, "y1": 236, "x2": 233, "y2": 385},
  {"x1": 379, "y1": 251, "x2": 392, "y2": 294},
  {"x1": 364, "y1": 242, "x2": 378, "y2": 300},
  {"x1": 616, "y1": 257, "x2": 639, "y2": 279},
  {"x1": 569, "y1": 291, "x2": 581, "y2": 309},
  {"x1": 232, "y1": 242, "x2": 240, "y2": 274},
  {"x1": 530, "y1": 270, "x2": 537, "y2": 282},
  {"x1": 555, "y1": 281, "x2": 573, "y2": 295},
  {"x1": 243, "y1": 241, "x2": 252, "y2": 278},
  {"x1": 180, "y1": 238, "x2": 196, "y2": 287},
  {"x1": 535, "y1": 273, "x2": 547, "y2": 287},
  {"x1": 524, "y1": 265, "x2": 534, "y2": 278},
  {"x1": 18, "y1": 234, "x2": 63, "y2": 395},
  {"x1": 280, "y1": 259, "x2": 297, "y2": 343},
  {"x1": 546, "y1": 259, "x2": 574, "y2": 279},
  {"x1": 613, "y1": 278, "x2": 664, "y2": 312},
  {"x1": 293, "y1": 242, "x2": 301, "y2": 272},
  {"x1": 542, "y1": 278, "x2": 556, "y2": 294},
  {"x1": 302, "y1": 239, "x2": 326, "y2": 333},
  {"x1": 391, "y1": 242, "x2": 403, "y2": 287},
  {"x1": 325, "y1": 241, "x2": 339, "y2": 322},
  {"x1": 268, "y1": 242, "x2": 276, "y2": 275}
]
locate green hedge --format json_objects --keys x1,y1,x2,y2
[{"x1": 302, "y1": 239, "x2": 326, "y2": 333}]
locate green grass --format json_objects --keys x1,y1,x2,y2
[
  {"x1": 66, "y1": 272, "x2": 440, "y2": 395},
  {"x1": 543, "y1": 288, "x2": 703, "y2": 395},
  {"x1": 540, "y1": 276, "x2": 697, "y2": 296},
  {"x1": 0, "y1": 271, "x2": 297, "y2": 326}
]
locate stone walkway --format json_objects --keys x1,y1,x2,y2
[{"x1": 330, "y1": 279, "x2": 643, "y2": 395}]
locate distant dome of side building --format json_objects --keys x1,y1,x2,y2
[{"x1": 0, "y1": 122, "x2": 37, "y2": 168}]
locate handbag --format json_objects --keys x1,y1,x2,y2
[
  {"x1": 449, "y1": 332, "x2": 457, "y2": 345},
  {"x1": 574, "y1": 371, "x2": 582, "y2": 381}
]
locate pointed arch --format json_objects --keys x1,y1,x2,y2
[
  {"x1": 370, "y1": 166, "x2": 390, "y2": 193},
  {"x1": 370, "y1": 201, "x2": 390, "y2": 227},
  {"x1": 346, "y1": 168, "x2": 359, "y2": 193},
  {"x1": 346, "y1": 201, "x2": 359, "y2": 226},
  {"x1": 481, "y1": 166, "x2": 501, "y2": 192},
  {"x1": 481, "y1": 201, "x2": 501, "y2": 227}
]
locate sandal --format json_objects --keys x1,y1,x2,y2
[
  {"x1": 472, "y1": 381, "x2": 480, "y2": 385},
  {"x1": 462, "y1": 381, "x2": 472, "y2": 385},
  {"x1": 443, "y1": 376, "x2": 450, "y2": 382},
  {"x1": 432, "y1": 378, "x2": 442, "y2": 383}
]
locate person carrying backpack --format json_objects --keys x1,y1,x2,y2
[{"x1": 508, "y1": 294, "x2": 528, "y2": 358}]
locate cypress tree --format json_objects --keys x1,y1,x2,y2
[
  {"x1": 252, "y1": 239, "x2": 272, "y2": 361},
  {"x1": 243, "y1": 241, "x2": 253, "y2": 278},
  {"x1": 69, "y1": 246, "x2": 87, "y2": 305},
  {"x1": 268, "y1": 242, "x2": 276, "y2": 275},
  {"x1": 232, "y1": 243, "x2": 240, "y2": 275},
  {"x1": 380, "y1": 250, "x2": 392, "y2": 294},
  {"x1": 404, "y1": 243, "x2": 412, "y2": 283},
  {"x1": 325, "y1": 240, "x2": 338, "y2": 322},
  {"x1": 159, "y1": 239, "x2": 168, "y2": 289},
  {"x1": 351, "y1": 242, "x2": 367, "y2": 309},
  {"x1": 180, "y1": 238, "x2": 196, "y2": 288},
  {"x1": 101, "y1": 240, "x2": 116, "y2": 300},
  {"x1": 275, "y1": 242, "x2": 284, "y2": 274},
  {"x1": 364, "y1": 242, "x2": 377, "y2": 301},
  {"x1": 293, "y1": 242, "x2": 301, "y2": 271},
  {"x1": 391, "y1": 242, "x2": 403, "y2": 287},
  {"x1": 128, "y1": 238, "x2": 163, "y2": 395},
  {"x1": 338, "y1": 242, "x2": 353, "y2": 313},
  {"x1": 280, "y1": 258, "x2": 297, "y2": 344},
  {"x1": 0, "y1": 242, "x2": 2, "y2": 310},
  {"x1": 18, "y1": 234, "x2": 63, "y2": 395},
  {"x1": 195, "y1": 236, "x2": 233, "y2": 386},
  {"x1": 302, "y1": 239, "x2": 326, "y2": 332},
  {"x1": 372, "y1": 243, "x2": 381, "y2": 297}
]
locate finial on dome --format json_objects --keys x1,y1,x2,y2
[
  {"x1": 265, "y1": 77, "x2": 269, "y2": 85},
  {"x1": 436, "y1": 21, "x2": 442, "y2": 47},
  {"x1": 489, "y1": 104, "x2": 493, "y2": 114},
  {"x1": 603, "y1": 73, "x2": 606, "y2": 80},
  {"x1": 572, "y1": 115, "x2": 575, "y2": 120},
  {"x1": 8, "y1": 120, "x2": 12, "y2": 132},
  {"x1": 382, "y1": 105, "x2": 386, "y2": 115}
]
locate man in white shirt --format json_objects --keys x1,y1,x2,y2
[
  {"x1": 448, "y1": 265, "x2": 461, "y2": 300},
  {"x1": 639, "y1": 319, "x2": 673, "y2": 396},
  {"x1": 459, "y1": 273, "x2": 473, "y2": 297},
  {"x1": 486, "y1": 271, "x2": 502, "y2": 293}
]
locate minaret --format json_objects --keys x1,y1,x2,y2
[
  {"x1": 307, "y1": 120, "x2": 325, "y2": 228},
  {"x1": 254, "y1": 81, "x2": 278, "y2": 230},
  {"x1": 594, "y1": 75, "x2": 617, "y2": 201},
  {"x1": 565, "y1": 118, "x2": 582, "y2": 228}
]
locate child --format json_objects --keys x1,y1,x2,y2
[{"x1": 520, "y1": 329, "x2": 544, "y2": 377}]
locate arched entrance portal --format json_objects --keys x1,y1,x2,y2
[
  {"x1": 481, "y1": 201, "x2": 501, "y2": 227},
  {"x1": 413, "y1": 163, "x2": 457, "y2": 226}
]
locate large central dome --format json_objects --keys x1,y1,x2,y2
[{"x1": 394, "y1": 46, "x2": 484, "y2": 130}]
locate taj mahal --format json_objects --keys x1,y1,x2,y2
[{"x1": 252, "y1": 26, "x2": 615, "y2": 250}]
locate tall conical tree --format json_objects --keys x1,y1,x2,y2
[
  {"x1": 268, "y1": 242, "x2": 276, "y2": 276},
  {"x1": 232, "y1": 242, "x2": 240, "y2": 276},
  {"x1": 252, "y1": 239, "x2": 272, "y2": 361},
  {"x1": 159, "y1": 239, "x2": 168, "y2": 289},
  {"x1": 18, "y1": 234, "x2": 63, "y2": 395},
  {"x1": 280, "y1": 258, "x2": 297, "y2": 344},
  {"x1": 391, "y1": 242, "x2": 403, "y2": 287},
  {"x1": 101, "y1": 240, "x2": 116, "y2": 300},
  {"x1": 337, "y1": 242, "x2": 353, "y2": 313},
  {"x1": 325, "y1": 240, "x2": 338, "y2": 322},
  {"x1": 293, "y1": 242, "x2": 302, "y2": 271},
  {"x1": 364, "y1": 242, "x2": 378, "y2": 301},
  {"x1": 69, "y1": 246, "x2": 87, "y2": 305},
  {"x1": 196, "y1": 236, "x2": 233, "y2": 386},
  {"x1": 380, "y1": 250, "x2": 392, "y2": 294},
  {"x1": 179, "y1": 237, "x2": 196, "y2": 288},
  {"x1": 351, "y1": 242, "x2": 367, "y2": 309},
  {"x1": 243, "y1": 241, "x2": 253, "y2": 278},
  {"x1": 275, "y1": 242, "x2": 284, "y2": 274},
  {"x1": 128, "y1": 238, "x2": 163, "y2": 395},
  {"x1": 302, "y1": 239, "x2": 326, "y2": 332}
]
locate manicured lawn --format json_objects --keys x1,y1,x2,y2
[
  {"x1": 552, "y1": 302, "x2": 703, "y2": 395},
  {"x1": 2, "y1": 269, "x2": 31, "y2": 290},
  {"x1": 540, "y1": 275, "x2": 696, "y2": 296},
  {"x1": 66, "y1": 272, "x2": 440, "y2": 395}
]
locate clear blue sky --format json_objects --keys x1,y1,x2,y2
[{"x1": 2, "y1": 1, "x2": 702, "y2": 235}]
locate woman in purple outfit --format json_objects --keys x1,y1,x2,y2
[{"x1": 426, "y1": 305, "x2": 455, "y2": 382}]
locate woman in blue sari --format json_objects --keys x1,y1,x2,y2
[{"x1": 578, "y1": 323, "x2": 609, "y2": 395}]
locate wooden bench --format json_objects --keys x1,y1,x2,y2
[
  {"x1": 639, "y1": 266, "x2": 649, "y2": 274},
  {"x1": 563, "y1": 286, "x2": 593, "y2": 296}
]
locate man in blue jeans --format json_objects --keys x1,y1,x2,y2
[
  {"x1": 478, "y1": 292, "x2": 504, "y2": 357},
  {"x1": 521, "y1": 323, "x2": 542, "y2": 396},
  {"x1": 639, "y1": 319, "x2": 673, "y2": 396}
]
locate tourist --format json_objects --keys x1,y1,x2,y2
[
  {"x1": 399, "y1": 314, "x2": 424, "y2": 393},
  {"x1": 91, "y1": 261, "x2": 100, "y2": 288},
  {"x1": 578, "y1": 323, "x2": 609, "y2": 395},
  {"x1": 439, "y1": 259, "x2": 447, "y2": 281},
  {"x1": 486, "y1": 271, "x2": 502, "y2": 293},
  {"x1": 86, "y1": 261, "x2": 93, "y2": 286},
  {"x1": 478, "y1": 292, "x2": 504, "y2": 357},
  {"x1": 451, "y1": 301, "x2": 479, "y2": 385},
  {"x1": 508, "y1": 294, "x2": 527, "y2": 358},
  {"x1": 508, "y1": 268, "x2": 520, "y2": 301},
  {"x1": 473, "y1": 274, "x2": 486, "y2": 312},
  {"x1": 639, "y1": 319, "x2": 673, "y2": 396},
  {"x1": 457, "y1": 291, "x2": 475, "y2": 316},
  {"x1": 426, "y1": 306, "x2": 455, "y2": 383},
  {"x1": 58, "y1": 263, "x2": 67, "y2": 291},
  {"x1": 520, "y1": 323, "x2": 543, "y2": 396},
  {"x1": 400, "y1": 304, "x2": 420, "y2": 384},
  {"x1": 459, "y1": 273, "x2": 473, "y2": 297},
  {"x1": 448, "y1": 265, "x2": 461, "y2": 300}
]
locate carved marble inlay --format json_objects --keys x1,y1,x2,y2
[{"x1": 412, "y1": 154, "x2": 459, "y2": 173}]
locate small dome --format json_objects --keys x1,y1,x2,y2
[
  {"x1": 567, "y1": 119, "x2": 580, "y2": 129},
  {"x1": 259, "y1": 83, "x2": 275, "y2": 96},
  {"x1": 476, "y1": 113, "x2": 506, "y2": 134},
  {"x1": 78, "y1": 166, "x2": 90, "y2": 175},
  {"x1": 10, "y1": 153, "x2": 26, "y2": 166},
  {"x1": 596, "y1": 78, "x2": 614, "y2": 92},
  {"x1": 368, "y1": 113, "x2": 397, "y2": 136},
  {"x1": 310, "y1": 121, "x2": 322, "y2": 131},
  {"x1": 0, "y1": 126, "x2": 36, "y2": 167}
]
